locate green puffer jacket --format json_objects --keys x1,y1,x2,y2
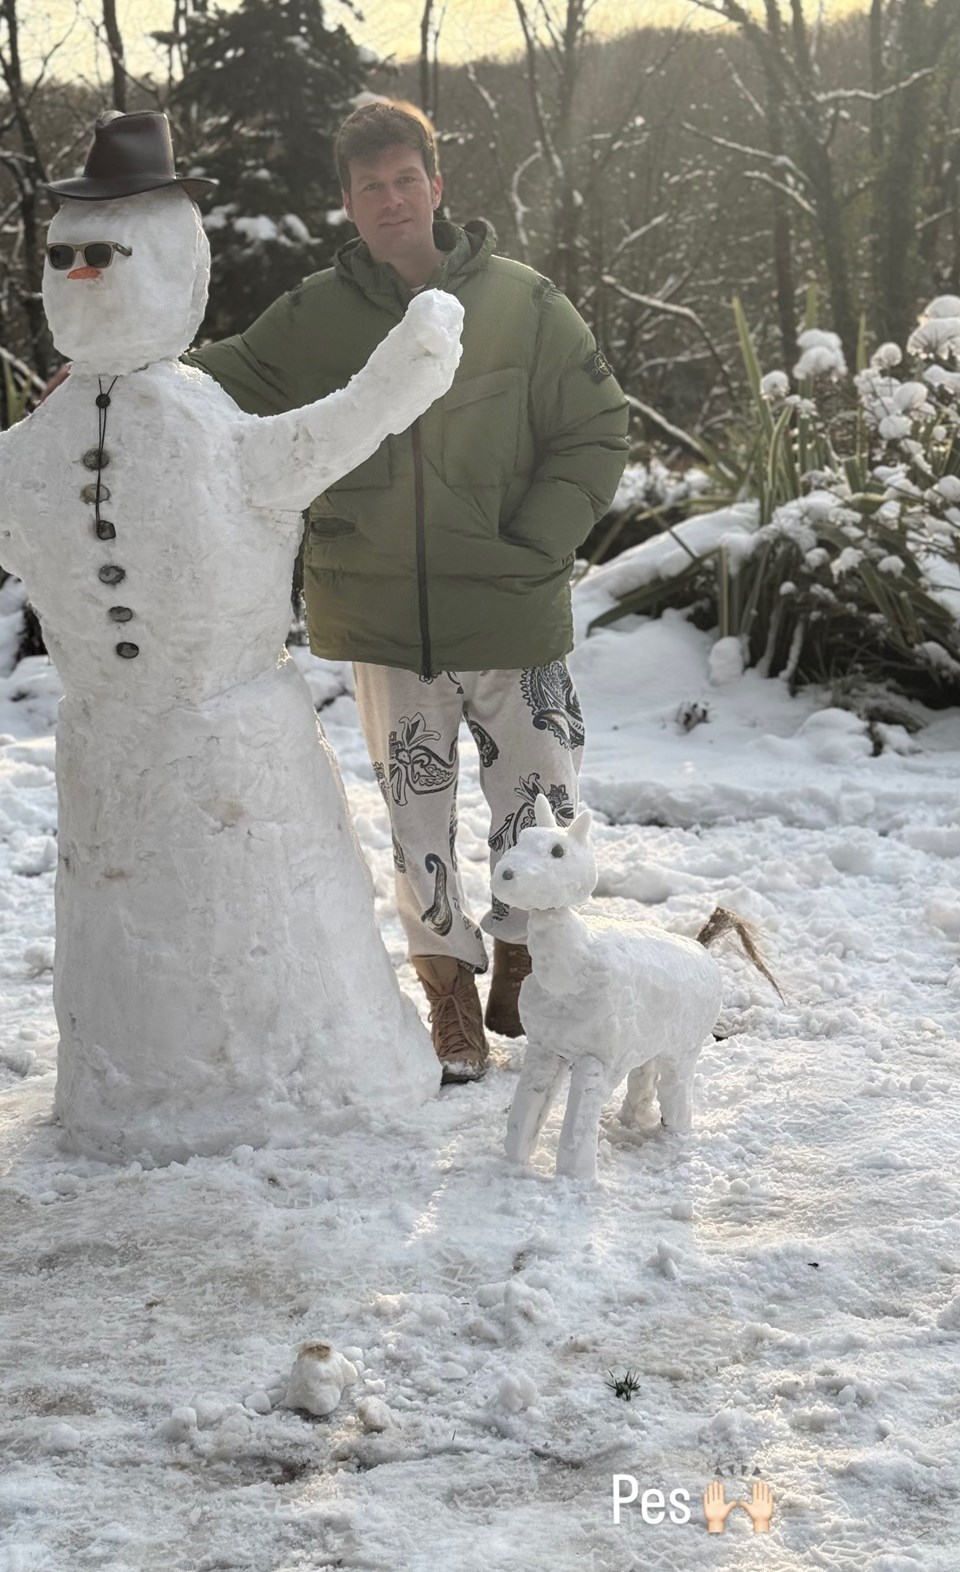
[{"x1": 189, "y1": 219, "x2": 629, "y2": 675}]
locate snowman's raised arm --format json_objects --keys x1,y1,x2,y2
[{"x1": 238, "y1": 290, "x2": 464, "y2": 514}]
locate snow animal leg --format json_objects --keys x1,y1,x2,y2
[
  {"x1": 619, "y1": 1059, "x2": 658, "y2": 1129},
  {"x1": 657, "y1": 1059, "x2": 694, "y2": 1132},
  {"x1": 555, "y1": 1054, "x2": 611, "y2": 1182},
  {"x1": 505, "y1": 1044, "x2": 568, "y2": 1166}
]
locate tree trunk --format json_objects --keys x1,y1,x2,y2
[
  {"x1": 868, "y1": 0, "x2": 885, "y2": 334},
  {"x1": 787, "y1": 121, "x2": 858, "y2": 365},
  {"x1": 0, "y1": 0, "x2": 52, "y2": 376},
  {"x1": 876, "y1": 0, "x2": 931, "y2": 342},
  {"x1": 763, "y1": 0, "x2": 799, "y2": 368},
  {"x1": 547, "y1": 0, "x2": 587, "y2": 304},
  {"x1": 419, "y1": 0, "x2": 435, "y2": 123},
  {"x1": 102, "y1": 0, "x2": 127, "y2": 111}
]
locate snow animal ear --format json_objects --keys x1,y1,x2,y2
[
  {"x1": 533, "y1": 793, "x2": 557, "y2": 829},
  {"x1": 567, "y1": 808, "x2": 593, "y2": 844}
]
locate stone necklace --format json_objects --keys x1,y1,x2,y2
[{"x1": 83, "y1": 377, "x2": 138, "y2": 660}]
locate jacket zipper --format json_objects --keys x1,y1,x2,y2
[{"x1": 412, "y1": 418, "x2": 432, "y2": 678}]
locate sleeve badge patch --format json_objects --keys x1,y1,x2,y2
[{"x1": 584, "y1": 349, "x2": 613, "y2": 382}]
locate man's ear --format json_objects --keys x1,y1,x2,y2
[
  {"x1": 342, "y1": 186, "x2": 352, "y2": 220},
  {"x1": 431, "y1": 171, "x2": 444, "y2": 211}
]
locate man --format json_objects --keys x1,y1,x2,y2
[{"x1": 188, "y1": 100, "x2": 629, "y2": 1084}]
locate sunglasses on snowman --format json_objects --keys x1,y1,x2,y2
[{"x1": 46, "y1": 241, "x2": 133, "y2": 271}]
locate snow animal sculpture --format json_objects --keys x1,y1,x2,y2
[
  {"x1": 493, "y1": 795, "x2": 780, "y2": 1181},
  {"x1": 0, "y1": 125, "x2": 464, "y2": 1162}
]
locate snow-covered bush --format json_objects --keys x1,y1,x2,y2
[
  {"x1": 592, "y1": 297, "x2": 960, "y2": 699},
  {"x1": 584, "y1": 458, "x2": 710, "y2": 564}
]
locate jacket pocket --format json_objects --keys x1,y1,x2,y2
[
  {"x1": 309, "y1": 437, "x2": 393, "y2": 537},
  {"x1": 307, "y1": 509, "x2": 356, "y2": 541},
  {"x1": 442, "y1": 368, "x2": 524, "y2": 489}
]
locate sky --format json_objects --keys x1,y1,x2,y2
[
  {"x1": 24, "y1": 0, "x2": 661, "y2": 81},
  {"x1": 24, "y1": 0, "x2": 866, "y2": 84}
]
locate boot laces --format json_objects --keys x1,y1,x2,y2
[{"x1": 429, "y1": 984, "x2": 481, "y2": 1053}]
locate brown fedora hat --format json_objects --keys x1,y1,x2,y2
[{"x1": 43, "y1": 110, "x2": 217, "y2": 203}]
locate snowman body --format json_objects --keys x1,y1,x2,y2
[{"x1": 0, "y1": 190, "x2": 460, "y2": 1160}]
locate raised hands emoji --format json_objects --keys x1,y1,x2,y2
[
  {"x1": 744, "y1": 1478, "x2": 774, "y2": 1532},
  {"x1": 703, "y1": 1480, "x2": 737, "y2": 1534}
]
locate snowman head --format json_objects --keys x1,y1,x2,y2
[{"x1": 44, "y1": 188, "x2": 210, "y2": 375}]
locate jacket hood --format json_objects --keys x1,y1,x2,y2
[{"x1": 335, "y1": 218, "x2": 496, "y2": 310}]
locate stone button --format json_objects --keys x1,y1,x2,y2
[
  {"x1": 82, "y1": 448, "x2": 109, "y2": 470},
  {"x1": 95, "y1": 519, "x2": 116, "y2": 540},
  {"x1": 115, "y1": 642, "x2": 139, "y2": 659},
  {"x1": 81, "y1": 482, "x2": 110, "y2": 504},
  {"x1": 98, "y1": 565, "x2": 125, "y2": 585},
  {"x1": 108, "y1": 606, "x2": 133, "y2": 623}
]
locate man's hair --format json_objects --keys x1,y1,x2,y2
[{"x1": 336, "y1": 100, "x2": 438, "y2": 191}]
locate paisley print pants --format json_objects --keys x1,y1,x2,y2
[{"x1": 353, "y1": 661, "x2": 584, "y2": 970}]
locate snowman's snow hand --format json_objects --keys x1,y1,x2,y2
[
  {"x1": 374, "y1": 289, "x2": 463, "y2": 426},
  {"x1": 403, "y1": 289, "x2": 465, "y2": 360},
  {"x1": 696, "y1": 906, "x2": 783, "y2": 1002}
]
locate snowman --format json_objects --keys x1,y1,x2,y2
[{"x1": 0, "y1": 111, "x2": 464, "y2": 1162}]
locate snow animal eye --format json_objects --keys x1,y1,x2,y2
[{"x1": 551, "y1": 843, "x2": 565, "y2": 858}]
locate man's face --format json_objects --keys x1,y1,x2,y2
[{"x1": 342, "y1": 143, "x2": 442, "y2": 265}]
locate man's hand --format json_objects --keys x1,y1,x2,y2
[
  {"x1": 702, "y1": 1480, "x2": 737, "y2": 1534},
  {"x1": 744, "y1": 1479, "x2": 774, "y2": 1533},
  {"x1": 40, "y1": 364, "x2": 70, "y2": 402}
]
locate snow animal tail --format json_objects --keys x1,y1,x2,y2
[{"x1": 696, "y1": 907, "x2": 784, "y2": 1002}]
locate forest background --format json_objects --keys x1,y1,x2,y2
[{"x1": 1, "y1": 0, "x2": 959, "y2": 702}]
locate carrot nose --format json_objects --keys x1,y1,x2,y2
[{"x1": 67, "y1": 265, "x2": 102, "y2": 280}]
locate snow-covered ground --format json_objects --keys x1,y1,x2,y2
[{"x1": 2, "y1": 575, "x2": 960, "y2": 1572}]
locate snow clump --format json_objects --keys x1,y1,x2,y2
[
  {"x1": 285, "y1": 1341, "x2": 358, "y2": 1417},
  {"x1": 793, "y1": 329, "x2": 847, "y2": 380}
]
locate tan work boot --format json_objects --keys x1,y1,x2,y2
[
  {"x1": 484, "y1": 939, "x2": 532, "y2": 1038},
  {"x1": 412, "y1": 955, "x2": 489, "y2": 1084}
]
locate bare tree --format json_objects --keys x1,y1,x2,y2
[
  {"x1": 102, "y1": 0, "x2": 126, "y2": 111},
  {"x1": 917, "y1": 0, "x2": 960, "y2": 294},
  {"x1": 687, "y1": 0, "x2": 951, "y2": 364},
  {"x1": 761, "y1": 0, "x2": 799, "y2": 366},
  {"x1": 867, "y1": 0, "x2": 949, "y2": 344},
  {"x1": 512, "y1": 0, "x2": 590, "y2": 301},
  {"x1": 0, "y1": 0, "x2": 59, "y2": 377},
  {"x1": 686, "y1": 0, "x2": 863, "y2": 365},
  {"x1": 419, "y1": 0, "x2": 443, "y2": 125}
]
